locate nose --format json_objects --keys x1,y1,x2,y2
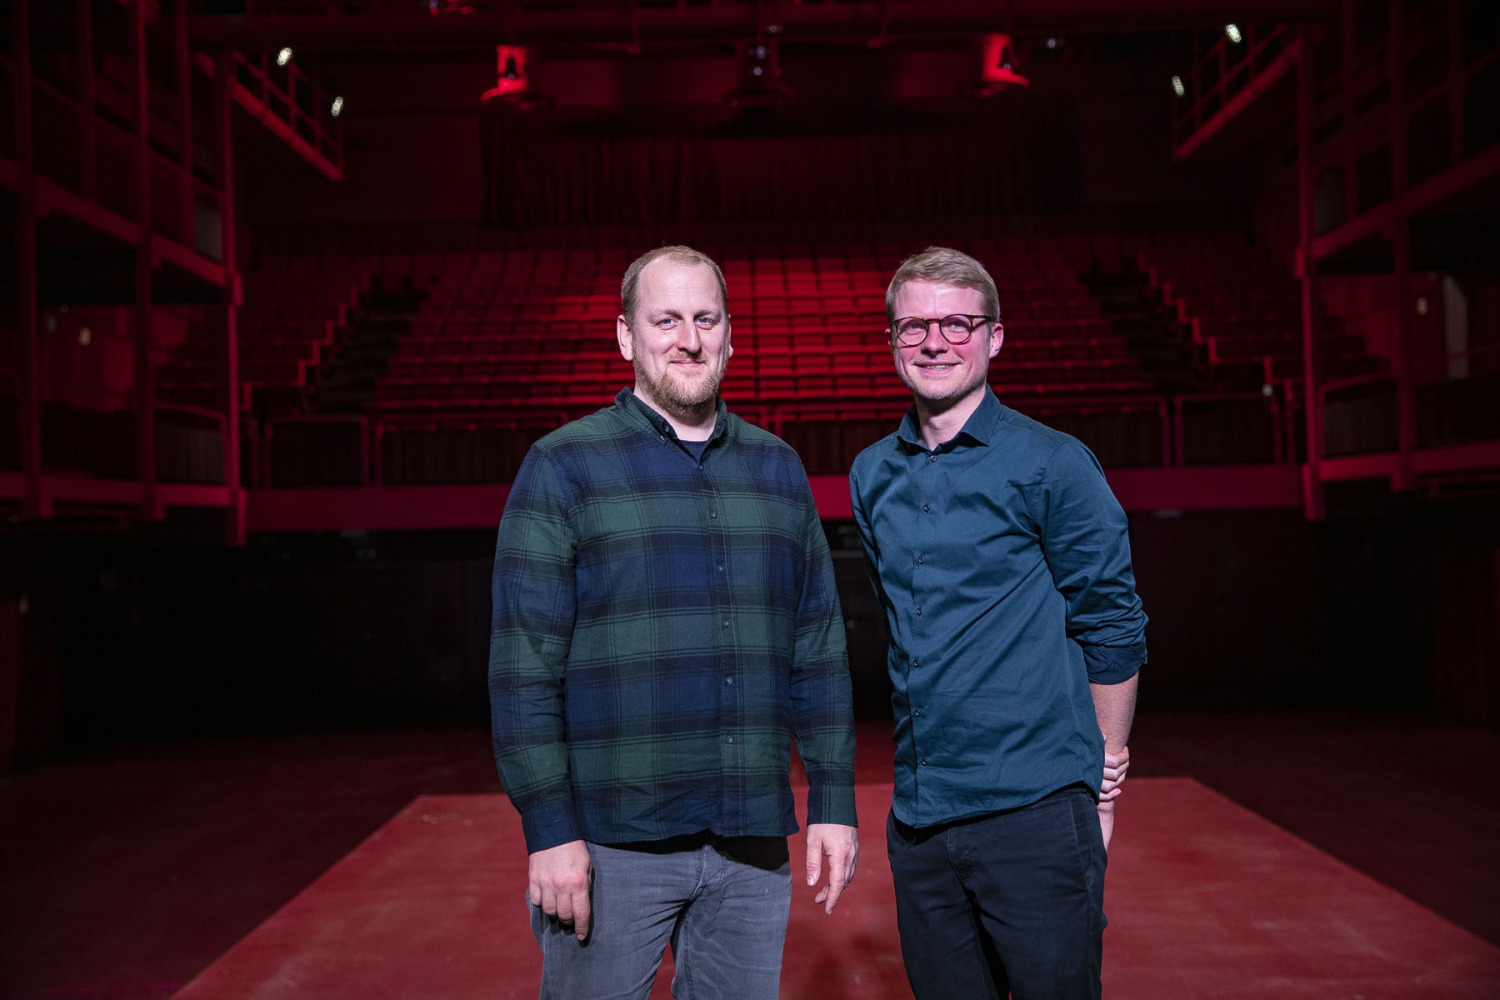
[
  {"x1": 919, "y1": 321, "x2": 949, "y2": 353},
  {"x1": 674, "y1": 320, "x2": 703, "y2": 354}
]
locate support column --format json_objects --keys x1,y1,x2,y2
[
  {"x1": 76, "y1": 0, "x2": 96, "y2": 200},
  {"x1": 133, "y1": 0, "x2": 159, "y2": 519},
  {"x1": 1298, "y1": 25, "x2": 1326, "y2": 521},
  {"x1": 218, "y1": 55, "x2": 245, "y2": 546},
  {"x1": 176, "y1": 0, "x2": 194, "y2": 249},
  {"x1": 1389, "y1": 0, "x2": 1416, "y2": 490},
  {"x1": 1448, "y1": 0, "x2": 1465, "y2": 168},
  {"x1": 14, "y1": 0, "x2": 44, "y2": 518},
  {"x1": 1341, "y1": 0, "x2": 1358, "y2": 224}
]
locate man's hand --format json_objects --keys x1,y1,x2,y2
[
  {"x1": 1097, "y1": 798, "x2": 1116, "y2": 852},
  {"x1": 1100, "y1": 743, "x2": 1130, "y2": 802},
  {"x1": 528, "y1": 840, "x2": 594, "y2": 940},
  {"x1": 1097, "y1": 743, "x2": 1129, "y2": 852},
  {"x1": 805, "y1": 823, "x2": 859, "y2": 915}
]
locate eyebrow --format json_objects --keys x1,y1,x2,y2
[{"x1": 649, "y1": 307, "x2": 722, "y2": 320}]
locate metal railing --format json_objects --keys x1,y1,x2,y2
[
  {"x1": 1171, "y1": 24, "x2": 1293, "y2": 154},
  {"x1": 264, "y1": 413, "x2": 370, "y2": 487},
  {"x1": 27, "y1": 64, "x2": 227, "y2": 255},
  {"x1": 249, "y1": 387, "x2": 1311, "y2": 485},
  {"x1": 1173, "y1": 391, "x2": 1284, "y2": 467}
]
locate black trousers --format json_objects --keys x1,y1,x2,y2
[{"x1": 886, "y1": 785, "x2": 1107, "y2": 1000}]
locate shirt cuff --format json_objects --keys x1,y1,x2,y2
[
  {"x1": 519, "y1": 799, "x2": 585, "y2": 854},
  {"x1": 805, "y1": 779, "x2": 858, "y2": 829},
  {"x1": 1082, "y1": 642, "x2": 1146, "y2": 684}
]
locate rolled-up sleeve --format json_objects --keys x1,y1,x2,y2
[
  {"x1": 489, "y1": 448, "x2": 582, "y2": 852},
  {"x1": 1033, "y1": 440, "x2": 1148, "y2": 684}
]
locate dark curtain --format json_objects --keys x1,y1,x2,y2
[{"x1": 481, "y1": 99, "x2": 1080, "y2": 228}]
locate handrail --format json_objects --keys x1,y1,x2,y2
[
  {"x1": 771, "y1": 392, "x2": 1173, "y2": 467},
  {"x1": 1318, "y1": 372, "x2": 1396, "y2": 404},
  {"x1": 155, "y1": 400, "x2": 228, "y2": 427},
  {"x1": 1172, "y1": 25, "x2": 1291, "y2": 149},
  {"x1": 1172, "y1": 391, "x2": 1285, "y2": 466},
  {"x1": 370, "y1": 408, "x2": 574, "y2": 485},
  {"x1": 265, "y1": 413, "x2": 370, "y2": 487},
  {"x1": 29, "y1": 69, "x2": 225, "y2": 252},
  {"x1": 252, "y1": 383, "x2": 1320, "y2": 486},
  {"x1": 1447, "y1": 342, "x2": 1500, "y2": 365}
]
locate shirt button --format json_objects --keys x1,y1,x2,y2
[
  {"x1": 920, "y1": 758, "x2": 929, "y2": 766},
  {"x1": 922, "y1": 503, "x2": 930, "y2": 512},
  {"x1": 929, "y1": 455, "x2": 937, "y2": 463},
  {"x1": 717, "y1": 563, "x2": 725, "y2": 572},
  {"x1": 915, "y1": 607, "x2": 922, "y2": 616},
  {"x1": 726, "y1": 736, "x2": 734, "y2": 744},
  {"x1": 912, "y1": 659, "x2": 920, "y2": 668},
  {"x1": 709, "y1": 511, "x2": 718, "y2": 519},
  {"x1": 914, "y1": 708, "x2": 923, "y2": 717},
  {"x1": 917, "y1": 555, "x2": 924, "y2": 565},
  {"x1": 725, "y1": 677, "x2": 733, "y2": 686},
  {"x1": 722, "y1": 619, "x2": 730, "y2": 628}
]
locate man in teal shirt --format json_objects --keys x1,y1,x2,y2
[{"x1": 850, "y1": 246, "x2": 1145, "y2": 999}]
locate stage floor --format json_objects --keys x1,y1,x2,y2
[{"x1": 173, "y1": 778, "x2": 1500, "y2": 1000}]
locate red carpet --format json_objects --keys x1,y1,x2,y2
[{"x1": 174, "y1": 779, "x2": 1500, "y2": 999}]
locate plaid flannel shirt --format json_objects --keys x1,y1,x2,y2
[{"x1": 490, "y1": 388, "x2": 857, "y2": 853}]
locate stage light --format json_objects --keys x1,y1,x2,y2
[
  {"x1": 1261, "y1": 382, "x2": 1274, "y2": 397},
  {"x1": 1225, "y1": 24, "x2": 1243, "y2": 44},
  {"x1": 330, "y1": 96, "x2": 344, "y2": 118},
  {"x1": 79, "y1": 328, "x2": 92, "y2": 346},
  {"x1": 724, "y1": 40, "x2": 793, "y2": 108},
  {"x1": 482, "y1": 45, "x2": 550, "y2": 109},
  {"x1": 277, "y1": 47, "x2": 293, "y2": 66},
  {"x1": 973, "y1": 33, "x2": 1030, "y2": 94},
  {"x1": 1045, "y1": 37, "x2": 1061, "y2": 50},
  {"x1": 1172, "y1": 75, "x2": 1186, "y2": 97}
]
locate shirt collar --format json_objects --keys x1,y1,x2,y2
[
  {"x1": 894, "y1": 386, "x2": 1004, "y2": 452},
  {"x1": 615, "y1": 386, "x2": 730, "y2": 446}
]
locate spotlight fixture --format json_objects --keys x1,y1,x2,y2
[
  {"x1": 968, "y1": 33, "x2": 1030, "y2": 96},
  {"x1": 482, "y1": 45, "x2": 551, "y2": 109},
  {"x1": 1172, "y1": 75, "x2": 1186, "y2": 97},
  {"x1": 330, "y1": 95, "x2": 344, "y2": 118},
  {"x1": 1224, "y1": 24, "x2": 1243, "y2": 44},
  {"x1": 276, "y1": 47, "x2": 293, "y2": 67},
  {"x1": 724, "y1": 40, "x2": 794, "y2": 108},
  {"x1": 1045, "y1": 37, "x2": 1062, "y2": 50}
]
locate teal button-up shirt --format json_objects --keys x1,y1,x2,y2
[{"x1": 850, "y1": 388, "x2": 1146, "y2": 828}]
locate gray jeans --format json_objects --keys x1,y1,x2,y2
[{"x1": 530, "y1": 833, "x2": 792, "y2": 1000}]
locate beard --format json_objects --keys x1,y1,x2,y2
[{"x1": 635, "y1": 352, "x2": 726, "y2": 415}]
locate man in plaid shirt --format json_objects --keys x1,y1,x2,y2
[{"x1": 490, "y1": 245, "x2": 859, "y2": 999}]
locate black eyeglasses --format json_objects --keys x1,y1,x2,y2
[{"x1": 889, "y1": 314, "x2": 997, "y2": 347}]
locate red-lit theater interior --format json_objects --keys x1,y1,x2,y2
[{"x1": 2, "y1": 1, "x2": 1499, "y2": 997}]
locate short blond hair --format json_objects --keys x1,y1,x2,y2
[{"x1": 885, "y1": 246, "x2": 1001, "y2": 325}]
